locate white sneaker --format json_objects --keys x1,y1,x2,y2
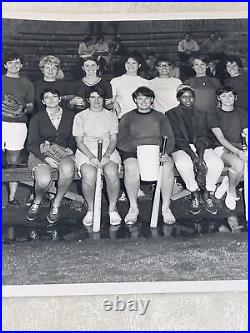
[
  {"x1": 162, "y1": 208, "x2": 176, "y2": 225},
  {"x1": 82, "y1": 211, "x2": 93, "y2": 227},
  {"x1": 109, "y1": 211, "x2": 122, "y2": 226},
  {"x1": 225, "y1": 192, "x2": 236, "y2": 210},
  {"x1": 125, "y1": 207, "x2": 139, "y2": 225},
  {"x1": 215, "y1": 176, "x2": 229, "y2": 200}
]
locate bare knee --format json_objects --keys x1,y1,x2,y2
[
  {"x1": 80, "y1": 164, "x2": 97, "y2": 185},
  {"x1": 103, "y1": 162, "x2": 119, "y2": 182},
  {"x1": 59, "y1": 158, "x2": 75, "y2": 179},
  {"x1": 230, "y1": 158, "x2": 245, "y2": 174},
  {"x1": 34, "y1": 168, "x2": 52, "y2": 189},
  {"x1": 124, "y1": 159, "x2": 140, "y2": 181}
]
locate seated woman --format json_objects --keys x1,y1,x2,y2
[
  {"x1": 70, "y1": 56, "x2": 113, "y2": 111},
  {"x1": 73, "y1": 86, "x2": 121, "y2": 227},
  {"x1": 117, "y1": 86, "x2": 176, "y2": 225},
  {"x1": 27, "y1": 88, "x2": 76, "y2": 223},
  {"x1": 168, "y1": 85, "x2": 224, "y2": 215},
  {"x1": 207, "y1": 86, "x2": 248, "y2": 210}
]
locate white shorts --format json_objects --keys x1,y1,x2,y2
[
  {"x1": 214, "y1": 146, "x2": 225, "y2": 158},
  {"x1": 2, "y1": 121, "x2": 27, "y2": 151},
  {"x1": 75, "y1": 148, "x2": 121, "y2": 176}
]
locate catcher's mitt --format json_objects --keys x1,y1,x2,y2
[
  {"x1": 40, "y1": 142, "x2": 74, "y2": 163},
  {"x1": 2, "y1": 94, "x2": 24, "y2": 118},
  {"x1": 193, "y1": 158, "x2": 207, "y2": 190}
]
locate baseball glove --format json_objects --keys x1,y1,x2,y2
[
  {"x1": 2, "y1": 94, "x2": 24, "y2": 118},
  {"x1": 193, "y1": 158, "x2": 207, "y2": 190},
  {"x1": 40, "y1": 142, "x2": 74, "y2": 163}
]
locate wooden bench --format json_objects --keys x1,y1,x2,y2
[{"x1": 3, "y1": 164, "x2": 229, "y2": 204}]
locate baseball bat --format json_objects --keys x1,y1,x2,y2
[
  {"x1": 241, "y1": 133, "x2": 248, "y2": 222},
  {"x1": 150, "y1": 136, "x2": 168, "y2": 228},
  {"x1": 93, "y1": 140, "x2": 103, "y2": 233}
]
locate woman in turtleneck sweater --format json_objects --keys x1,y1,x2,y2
[{"x1": 168, "y1": 84, "x2": 224, "y2": 216}]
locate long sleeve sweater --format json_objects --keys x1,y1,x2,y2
[
  {"x1": 117, "y1": 109, "x2": 175, "y2": 155},
  {"x1": 28, "y1": 108, "x2": 76, "y2": 161},
  {"x1": 167, "y1": 104, "x2": 212, "y2": 157}
]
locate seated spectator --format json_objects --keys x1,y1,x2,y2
[
  {"x1": 144, "y1": 51, "x2": 158, "y2": 79},
  {"x1": 78, "y1": 35, "x2": 96, "y2": 58},
  {"x1": 170, "y1": 60, "x2": 181, "y2": 79},
  {"x1": 70, "y1": 56, "x2": 113, "y2": 112},
  {"x1": 201, "y1": 31, "x2": 225, "y2": 61},
  {"x1": 117, "y1": 86, "x2": 176, "y2": 225},
  {"x1": 184, "y1": 53, "x2": 221, "y2": 113},
  {"x1": 109, "y1": 37, "x2": 128, "y2": 76},
  {"x1": 94, "y1": 35, "x2": 111, "y2": 71},
  {"x1": 34, "y1": 55, "x2": 73, "y2": 113},
  {"x1": 2, "y1": 52, "x2": 35, "y2": 206},
  {"x1": 73, "y1": 86, "x2": 122, "y2": 227},
  {"x1": 26, "y1": 88, "x2": 76, "y2": 223},
  {"x1": 207, "y1": 86, "x2": 248, "y2": 210},
  {"x1": 149, "y1": 56, "x2": 182, "y2": 113},
  {"x1": 168, "y1": 85, "x2": 223, "y2": 215},
  {"x1": 224, "y1": 55, "x2": 248, "y2": 111},
  {"x1": 177, "y1": 32, "x2": 200, "y2": 63}
]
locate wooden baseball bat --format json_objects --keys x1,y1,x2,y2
[
  {"x1": 93, "y1": 140, "x2": 103, "y2": 233},
  {"x1": 241, "y1": 133, "x2": 248, "y2": 222},
  {"x1": 150, "y1": 136, "x2": 168, "y2": 228}
]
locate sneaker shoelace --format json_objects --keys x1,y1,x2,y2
[
  {"x1": 193, "y1": 198, "x2": 199, "y2": 207},
  {"x1": 206, "y1": 198, "x2": 213, "y2": 207}
]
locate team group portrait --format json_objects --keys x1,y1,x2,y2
[{"x1": 2, "y1": 15, "x2": 248, "y2": 287}]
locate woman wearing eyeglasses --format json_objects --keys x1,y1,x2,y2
[{"x1": 149, "y1": 56, "x2": 182, "y2": 113}]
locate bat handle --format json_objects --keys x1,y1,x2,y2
[
  {"x1": 97, "y1": 140, "x2": 103, "y2": 162},
  {"x1": 241, "y1": 133, "x2": 247, "y2": 152},
  {"x1": 160, "y1": 136, "x2": 168, "y2": 166}
]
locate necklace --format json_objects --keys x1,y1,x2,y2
[
  {"x1": 82, "y1": 77, "x2": 101, "y2": 86},
  {"x1": 197, "y1": 76, "x2": 207, "y2": 87}
]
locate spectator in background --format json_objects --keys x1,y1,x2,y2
[
  {"x1": 177, "y1": 32, "x2": 200, "y2": 63},
  {"x1": 224, "y1": 55, "x2": 248, "y2": 111},
  {"x1": 110, "y1": 37, "x2": 128, "y2": 76},
  {"x1": 170, "y1": 60, "x2": 181, "y2": 79},
  {"x1": 78, "y1": 35, "x2": 96, "y2": 59},
  {"x1": 94, "y1": 35, "x2": 111, "y2": 72},
  {"x1": 201, "y1": 32, "x2": 225, "y2": 61},
  {"x1": 2, "y1": 52, "x2": 35, "y2": 206},
  {"x1": 144, "y1": 51, "x2": 158, "y2": 79},
  {"x1": 184, "y1": 54, "x2": 221, "y2": 113},
  {"x1": 149, "y1": 56, "x2": 182, "y2": 113}
]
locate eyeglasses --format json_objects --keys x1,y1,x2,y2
[{"x1": 157, "y1": 63, "x2": 170, "y2": 68}]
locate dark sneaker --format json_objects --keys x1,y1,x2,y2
[
  {"x1": 47, "y1": 202, "x2": 60, "y2": 224},
  {"x1": 26, "y1": 202, "x2": 41, "y2": 221},
  {"x1": 190, "y1": 191, "x2": 201, "y2": 215},
  {"x1": 201, "y1": 190, "x2": 217, "y2": 215},
  {"x1": 7, "y1": 198, "x2": 21, "y2": 207}
]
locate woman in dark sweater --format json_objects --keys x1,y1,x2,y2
[
  {"x1": 168, "y1": 84, "x2": 224, "y2": 215},
  {"x1": 27, "y1": 88, "x2": 76, "y2": 224},
  {"x1": 117, "y1": 86, "x2": 176, "y2": 225}
]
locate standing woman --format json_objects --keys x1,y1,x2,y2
[
  {"x1": 27, "y1": 88, "x2": 76, "y2": 223},
  {"x1": 70, "y1": 56, "x2": 113, "y2": 111},
  {"x1": 2, "y1": 52, "x2": 34, "y2": 206},
  {"x1": 110, "y1": 53, "x2": 149, "y2": 119},
  {"x1": 73, "y1": 86, "x2": 122, "y2": 227},
  {"x1": 184, "y1": 54, "x2": 221, "y2": 113}
]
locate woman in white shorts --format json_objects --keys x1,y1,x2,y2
[
  {"x1": 2, "y1": 52, "x2": 34, "y2": 206},
  {"x1": 73, "y1": 86, "x2": 122, "y2": 227}
]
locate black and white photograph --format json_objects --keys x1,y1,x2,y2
[{"x1": 2, "y1": 2, "x2": 248, "y2": 331}]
